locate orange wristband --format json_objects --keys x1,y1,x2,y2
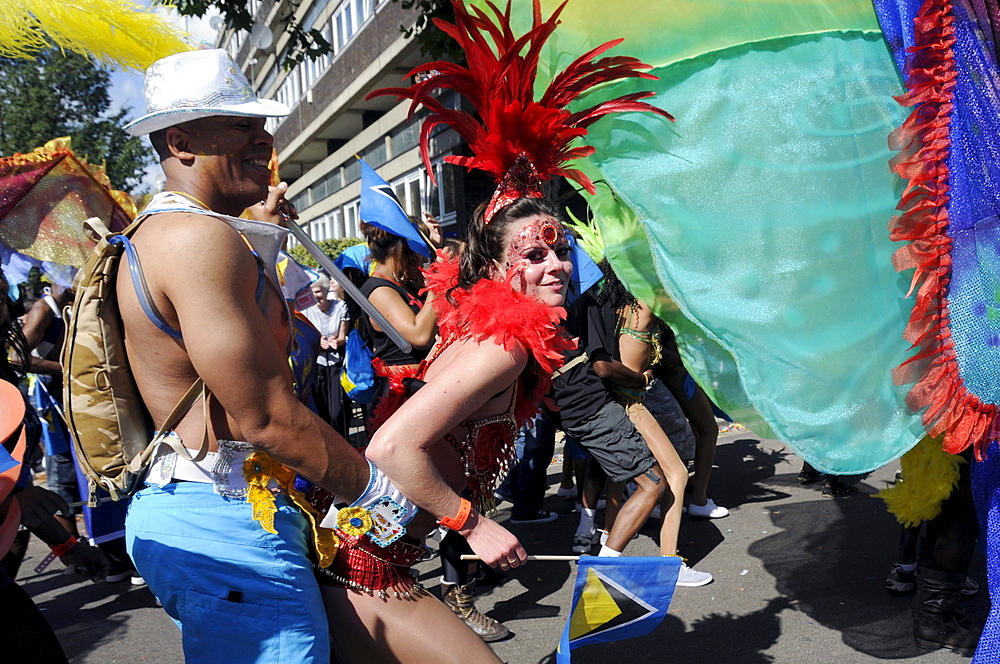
[{"x1": 438, "y1": 498, "x2": 472, "y2": 531}]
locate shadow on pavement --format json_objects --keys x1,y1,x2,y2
[
  {"x1": 539, "y1": 595, "x2": 793, "y2": 664},
  {"x1": 712, "y1": 438, "x2": 793, "y2": 507},
  {"x1": 20, "y1": 568, "x2": 157, "y2": 661},
  {"x1": 749, "y1": 479, "x2": 989, "y2": 660},
  {"x1": 664, "y1": 438, "x2": 791, "y2": 566}
]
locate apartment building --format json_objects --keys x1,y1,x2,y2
[{"x1": 219, "y1": 0, "x2": 478, "y2": 243}]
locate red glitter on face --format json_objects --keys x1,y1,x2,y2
[
  {"x1": 498, "y1": 214, "x2": 572, "y2": 307},
  {"x1": 505, "y1": 217, "x2": 564, "y2": 269}
]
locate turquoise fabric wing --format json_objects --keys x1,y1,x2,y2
[
  {"x1": 583, "y1": 32, "x2": 926, "y2": 473},
  {"x1": 471, "y1": 0, "x2": 929, "y2": 473}
]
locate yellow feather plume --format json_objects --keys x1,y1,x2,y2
[
  {"x1": 876, "y1": 435, "x2": 963, "y2": 528},
  {"x1": 563, "y1": 209, "x2": 607, "y2": 264},
  {"x1": 0, "y1": 0, "x2": 192, "y2": 71}
]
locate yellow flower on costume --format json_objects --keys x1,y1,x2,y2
[
  {"x1": 336, "y1": 507, "x2": 373, "y2": 538},
  {"x1": 243, "y1": 452, "x2": 288, "y2": 534}
]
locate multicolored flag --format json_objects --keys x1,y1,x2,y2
[
  {"x1": 359, "y1": 159, "x2": 431, "y2": 258},
  {"x1": 557, "y1": 556, "x2": 681, "y2": 662},
  {"x1": 0, "y1": 137, "x2": 135, "y2": 287}
]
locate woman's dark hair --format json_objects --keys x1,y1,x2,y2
[
  {"x1": 455, "y1": 197, "x2": 565, "y2": 400},
  {"x1": 0, "y1": 272, "x2": 31, "y2": 382},
  {"x1": 457, "y1": 197, "x2": 563, "y2": 292},
  {"x1": 360, "y1": 221, "x2": 425, "y2": 290},
  {"x1": 596, "y1": 259, "x2": 636, "y2": 313}
]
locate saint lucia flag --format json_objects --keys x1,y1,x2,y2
[
  {"x1": 557, "y1": 556, "x2": 681, "y2": 662},
  {"x1": 359, "y1": 159, "x2": 431, "y2": 258}
]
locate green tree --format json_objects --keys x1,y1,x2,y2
[
  {"x1": 288, "y1": 237, "x2": 365, "y2": 269},
  {"x1": 393, "y1": 0, "x2": 461, "y2": 62},
  {"x1": 168, "y1": 0, "x2": 459, "y2": 69},
  {"x1": 0, "y1": 49, "x2": 153, "y2": 193},
  {"x1": 168, "y1": 0, "x2": 331, "y2": 69}
]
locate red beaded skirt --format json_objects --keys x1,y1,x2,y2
[{"x1": 317, "y1": 532, "x2": 426, "y2": 600}]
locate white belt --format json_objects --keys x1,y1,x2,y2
[{"x1": 146, "y1": 436, "x2": 273, "y2": 498}]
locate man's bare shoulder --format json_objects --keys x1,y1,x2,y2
[{"x1": 131, "y1": 211, "x2": 257, "y2": 282}]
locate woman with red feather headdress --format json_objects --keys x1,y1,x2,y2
[{"x1": 315, "y1": 2, "x2": 671, "y2": 660}]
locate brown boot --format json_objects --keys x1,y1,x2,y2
[{"x1": 441, "y1": 581, "x2": 510, "y2": 642}]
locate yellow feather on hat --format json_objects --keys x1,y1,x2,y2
[{"x1": 0, "y1": 0, "x2": 191, "y2": 71}]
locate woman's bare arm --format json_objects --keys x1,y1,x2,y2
[
  {"x1": 368, "y1": 286, "x2": 438, "y2": 349},
  {"x1": 619, "y1": 300, "x2": 655, "y2": 373},
  {"x1": 365, "y1": 338, "x2": 528, "y2": 565}
]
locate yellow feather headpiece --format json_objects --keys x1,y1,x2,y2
[{"x1": 0, "y1": 0, "x2": 192, "y2": 71}]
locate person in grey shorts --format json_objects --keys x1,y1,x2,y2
[
  {"x1": 550, "y1": 290, "x2": 712, "y2": 587},
  {"x1": 643, "y1": 379, "x2": 696, "y2": 463},
  {"x1": 562, "y1": 401, "x2": 656, "y2": 484}
]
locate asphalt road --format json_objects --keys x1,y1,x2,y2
[{"x1": 19, "y1": 428, "x2": 989, "y2": 663}]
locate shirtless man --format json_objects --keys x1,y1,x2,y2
[{"x1": 116, "y1": 49, "x2": 415, "y2": 664}]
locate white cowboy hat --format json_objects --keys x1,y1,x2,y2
[{"x1": 123, "y1": 49, "x2": 289, "y2": 137}]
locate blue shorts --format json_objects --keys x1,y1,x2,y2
[{"x1": 126, "y1": 482, "x2": 330, "y2": 664}]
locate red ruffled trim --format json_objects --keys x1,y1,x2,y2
[
  {"x1": 422, "y1": 256, "x2": 576, "y2": 426},
  {"x1": 888, "y1": 0, "x2": 1000, "y2": 459}
]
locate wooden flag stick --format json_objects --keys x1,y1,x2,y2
[{"x1": 461, "y1": 554, "x2": 580, "y2": 562}]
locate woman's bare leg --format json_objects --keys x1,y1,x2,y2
[
  {"x1": 674, "y1": 383, "x2": 719, "y2": 507},
  {"x1": 322, "y1": 585, "x2": 503, "y2": 664},
  {"x1": 629, "y1": 404, "x2": 687, "y2": 555}
]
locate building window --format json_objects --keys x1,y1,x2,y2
[
  {"x1": 345, "y1": 201, "x2": 359, "y2": 237},
  {"x1": 333, "y1": 209, "x2": 345, "y2": 237}
]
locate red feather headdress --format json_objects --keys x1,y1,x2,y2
[{"x1": 367, "y1": 0, "x2": 672, "y2": 222}]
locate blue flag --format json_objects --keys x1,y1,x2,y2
[
  {"x1": 359, "y1": 159, "x2": 431, "y2": 258},
  {"x1": 31, "y1": 378, "x2": 70, "y2": 457},
  {"x1": 0, "y1": 445, "x2": 16, "y2": 476},
  {"x1": 568, "y1": 234, "x2": 602, "y2": 304},
  {"x1": 557, "y1": 556, "x2": 681, "y2": 662},
  {"x1": 334, "y1": 242, "x2": 372, "y2": 274}
]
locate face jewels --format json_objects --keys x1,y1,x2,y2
[{"x1": 505, "y1": 216, "x2": 565, "y2": 270}]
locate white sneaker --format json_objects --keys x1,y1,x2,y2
[
  {"x1": 686, "y1": 498, "x2": 729, "y2": 519},
  {"x1": 676, "y1": 563, "x2": 713, "y2": 587},
  {"x1": 572, "y1": 531, "x2": 598, "y2": 554}
]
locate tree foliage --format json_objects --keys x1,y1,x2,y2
[
  {"x1": 167, "y1": 0, "x2": 331, "y2": 69},
  {"x1": 167, "y1": 0, "x2": 460, "y2": 69},
  {"x1": 287, "y1": 237, "x2": 365, "y2": 269},
  {"x1": 393, "y1": 0, "x2": 462, "y2": 62},
  {"x1": 0, "y1": 50, "x2": 153, "y2": 193}
]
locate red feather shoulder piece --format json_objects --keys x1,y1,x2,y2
[
  {"x1": 422, "y1": 257, "x2": 577, "y2": 421},
  {"x1": 367, "y1": 0, "x2": 672, "y2": 195}
]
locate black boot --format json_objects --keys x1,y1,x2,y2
[{"x1": 913, "y1": 567, "x2": 981, "y2": 656}]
